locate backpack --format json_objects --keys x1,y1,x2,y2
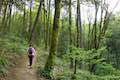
[{"x1": 28, "y1": 47, "x2": 33, "y2": 55}]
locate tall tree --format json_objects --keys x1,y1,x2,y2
[
  {"x1": 45, "y1": 0, "x2": 51, "y2": 49},
  {"x1": 1, "y1": 2, "x2": 8, "y2": 31},
  {"x1": 91, "y1": 0, "x2": 99, "y2": 50},
  {"x1": 29, "y1": 0, "x2": 32, "y2": 33},
  {"x1": 29, "y1": 0, "x2": 44, "y2": 43},
  {"x1": 8, "y1": 0, "x2": 13, "y2": 31},
  {"x1": 43, "y1": 0, "x2": 47, "y2": 49},
  {"x1": 44, "y1": 0, "x2": 61, "y2": 75},
  {"x1": 23, "y1": 1, "x2": 26, "y2": 30},
  {"x1": 48, "y1": 0, "x2": 51, "y2": 49},
  {"x1": 90, "y1": 0, "x2": 99, "y2": 73},
  {"x1": 87, "y1": 6, "x2": 92, "y2": 50},
  {"x1": 69, "y1": 0, "x2": 74, "y2": 69},
  {"x1": 0, "y1": 1, "x2": 3, "y2": 12},
  {"x1": 74, "y1": 0, "x2": 82, "y2": 74}
]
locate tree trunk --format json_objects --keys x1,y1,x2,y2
[
  {"x1": 97, "y1": 0, "x2": 103, "y2": 48},
  {"x1": 74, "y1": 59, "x2": 77, "y2": 74},
  {"x1": 93, "y1": 2, "x2": 98, "y2": 50},
  {"x1": 44, "y1": 0, "x2": 61, "y2": 75},
  {"x1": 87, "y1": 16, "x2": 91, "y2": 50},
  {"x1": 90, "y1": 0, "x2": 99, "y2": 73},
  {"x1": 2, "y1": 2, "x2": 8, "y2": 29},
  {"x1": 23, "y1": 2, "x2": 26, "y2": 32},
  {"x1": 48, "y1": 0, "x2": 51, "y2": 49},
  {"x1": 43, "y1": 0, "x2": 47, "y2": 49},
  {"x1": 74, "y1": 0, "x2": 82, "y2": 74},
  {"x1": 29, "y1": 0, "x2": 44, "y2": 43},
  {"x1": 68, "y1": 0, "x2": 74, "y2": 69},
  {"x1": 29, "y1": 0, "x2": 32, "y2": 33},
  {"x1": 0, "y1": 1, "x2": 3, "y2": 12},
  {"x1": 8, "y1": 0, "x2": 13, "y2": 31}
]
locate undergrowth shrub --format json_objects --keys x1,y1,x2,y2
[
  {"x1": 0, "y1": 35, "x2": 27, "y2": 77},
  {"x1": 56, "y1": 69, "x2": 120, "y2": 80},
  {"x1": 95, "y1": 62, "x2": 120, "y2": 76}
]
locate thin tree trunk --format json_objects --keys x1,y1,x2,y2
[
  {"x1": 43, "y1": 0, "x2": 47, "y2": 49},
  {"x1": 87, "y1": 18, "x2": 91, "y2": 50},
  {"x1": 2, "y1": 2, "x2": 8, "y2": 27},
  {"x1": 45, "y1": 0, "x2": 51, "y2": 50},
  {"x1": 29, "y1": 0, "x2": 32, "y2": 33},
  {"x1": 74, "y1": 0, "x2": 82, "y2": 74},
  {"x1": 0, "y1": 1, "x2": 3, "y2": 12},
  {"x1": 93, "y1": 2, "x2": 98, "y2": 50},
  {"x1": 23, "y1": 2, "x2": 26, "y2": 30},
  {"x1": 29, "y1": 0, "x2": 44, "y2": 43},
  {"x1": 69, "y1": 0, "x2": 74, "y2": 69},
  {"x1": 74, "y1": 59, "x2": 77, "y2": 74},
  {"x1": 48, "y1": 0, "x2": 51, "y2": 49},
  {"x1": 97, "y1": 0, "x2": 103, "y2": 48},
  {"x1": 8, "y1": 0, "x2": 13, "y2": 31},
  {"x1": 90, "y1": 0, "x2": 99, "y2": 73},
  {"x1": 78, "y1": 1, "x2": 82, "y2": 48}
]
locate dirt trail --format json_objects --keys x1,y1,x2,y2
[{"x1": 6, "y1": 55, "x2": 39, "y2": 80}]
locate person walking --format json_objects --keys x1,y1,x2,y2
[{"x1": 28, "y1": 44, "x2": 36, "y2": 68}]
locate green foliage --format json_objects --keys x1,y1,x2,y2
[
  {"x1": 57, "y1": 22, "x2": 69, "y2": 57},
  {"x1": 0, "y1": 34, "x2": 27, "y2": 76},
  {"x1": 106, "y1": 14, "x2": 120, "y2": 69},
  {"x1": 3, "y1": 1, "x2": 119, "y2": 79},
  {"x1": 0, "y1": 57, "x2": 9, "y2": 76},
  {"x1": 38, "y1": 69, "x2": 54, "y2": 79},
  {"x1": 54, "y1": 45, "x2": 120, "y2": 80},
  {"x1": 36, "y1": 49, "x2": 54, "y2": 79},
  {"x1": 65, "y1": 46, "x2": 107, "y2": 64},
  {"x1": 55, "y1": 70, "x2": 72, "y2": 80},
  {"x1": 73, "y1": 70, "x2": 120, "y2": 80},
  {"x1": 0, "y1": 35, "x2": 27, "y2": 54},
  {"x1": 56, "y1": 69, "x2": 120, "y2": 80},
  {"x1": 36, "y1": 12, "x2": 120, "y2": 80},
  {"x1": 95, "y1": 62, "x2": 120, "y2": 76}
]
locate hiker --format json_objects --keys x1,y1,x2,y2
[{"x1": 28, "y1": 44, "x2": 36, "y2": 68}]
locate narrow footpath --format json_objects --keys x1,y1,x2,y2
[{"x1": 6, "y1": 54, "x2": 38, "y2": 80}]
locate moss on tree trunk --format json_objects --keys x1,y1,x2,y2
[{"x1": 44, "y1": 0, "x2": 61, "y2": 75}]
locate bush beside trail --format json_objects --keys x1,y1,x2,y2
[{"x1": 0, "y1": 35, "x2": 27, "y2": 77}]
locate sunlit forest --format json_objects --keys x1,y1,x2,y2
[{"x1": 0, "y1": 0, "x2": 120, "y2": 80}]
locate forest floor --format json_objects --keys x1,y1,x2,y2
[{"x1": 4, "y1": 54, "x2": 46, "y2": 80}]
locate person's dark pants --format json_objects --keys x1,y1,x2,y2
[{"x1": 28, "y1": 55, "x2": 34, "y2": 66}]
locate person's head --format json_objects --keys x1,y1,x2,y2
[{"x1": 29, "y1": 44, "x2": 32, "y2": 47}]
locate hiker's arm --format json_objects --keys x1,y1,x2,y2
[
  {"x1": 33, "y1": 48, "x2": 36, "y2": 55},
  {"x1": 27, "y1": 48, "x2": 29, "y2": 53}
]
